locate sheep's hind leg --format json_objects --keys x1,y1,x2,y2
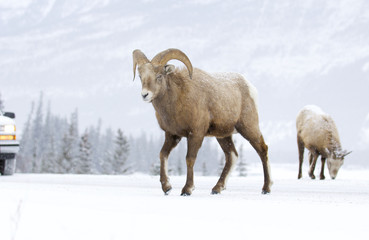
[
  {"x1": 212, "y1": 136, "x2": 238, "y2": 194},
  {"x1": 160, "y1": 132, "x2": 181, "y2": 195},
  {"x1": 181, "y1": 135, "x2": 204, "y2": 196},
  {"x1": 250, "y1": 135, "x2": 272, "y2": 194},
  {"x1": 237, "y1": 126, "x2": 272, "y2": 194}
]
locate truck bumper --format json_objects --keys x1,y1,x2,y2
[{"x1": 0, "y1": 141, "x2": 19, "y2": 159}]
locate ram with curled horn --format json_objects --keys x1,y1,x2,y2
[{"x1": 132, "y1": 48, "x2": 272, "y2": 196}]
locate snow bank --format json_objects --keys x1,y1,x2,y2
[{"x1": 1, "y1": 164, "x2": 368, "y2": 240}]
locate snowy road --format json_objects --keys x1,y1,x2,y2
[{"x1": 1, "y1": 164, "x2": 368, "y2": 240}]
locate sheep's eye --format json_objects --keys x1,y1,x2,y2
[{"x1": 156, "y1": 74, "x2": 163, "y2": 81}]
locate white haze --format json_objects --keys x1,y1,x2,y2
[{"x1": 0, "y1": 0, "x2": 369, "y2": 165}]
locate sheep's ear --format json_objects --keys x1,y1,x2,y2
[{"x1": 164, "y1": 64, "x2": 175, "y2": 75}]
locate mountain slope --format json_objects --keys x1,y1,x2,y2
[{"x1": 1, "y1": 0, "x2": 368, "y2": 163}]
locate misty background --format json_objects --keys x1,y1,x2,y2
[{"x1": 1, "y1": 0, "x2": 368, "y2": 171}]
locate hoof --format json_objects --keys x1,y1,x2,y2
[
  {"x1": 320, "y1": 176, "x2": 325, "y2": 180},
  {"x1": 164, "y1": 188, "x2": 172, "y2": 195},
  {"x1": 181, "y1": 185, "x2": 194, "y2": 196},
  {"x1": 211, "y1": 190, "x2": 220, "y2": 195},
  {"x1": 161, "y1": 182, "x2": 172, "y2": 194},
  {"x1": 261, "y1": 190, "x2": 270, "y2": 195}
]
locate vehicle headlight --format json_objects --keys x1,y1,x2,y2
[{"x1": 4, "y1": 125, "x2": 16, "y2": 133}]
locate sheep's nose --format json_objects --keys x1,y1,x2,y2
[{"x1": 142, "y1": 93, "x2": 149, "y2": 99}]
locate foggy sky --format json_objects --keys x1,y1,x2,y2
[{"x1": 1, "y1": 0, "x2": 368, "y2": 165}]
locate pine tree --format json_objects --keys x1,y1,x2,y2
[
  {"x1": 42, "y1": 134, "x2": 57, "y2": 173},
  {"x1": 217, "y1": 154, "x2": 225, "y2": 176},
  {"x1": 202, "y1": 162, "x2": 208, "y2": 176},
  {"x1": 136, "y1": 132, "x2": 148, "y2": 172},
  {"x1": 31, "y1": 92, "x2": 44, "y2": 173},
  {"x1": 196, "y1": 138, "x2": 218, "y2": 175},
  {"x1": 77, "y1": 130, "x2": 94, "y2": 174},
  {"x1": 41, "y1": 103, "x2": 57, "y2": 173},
  {"x1": 58, "y1": 132, "x2": 73, "y2": 173},
  {"x1": 16, "y1": 102, "x2": 35, "y2": 172},
  {"x1": 177, "y1": 156, "x2": 183, "y2": 176},
  {"x1": 112, "y1": 129, "x2": 130, "y2": 174},
  {"x1": 57, "y1": 109, "x2": 79, "y2": 173},
  {"x1": 100, "y1": 128, "x2": 115, "y2": 174},
  {"x1": 236, "y1": 143, "x2": 247, "y2": 177},
  {"x1": 150, "y1": 161, "x2": 160, "y2": 175}
]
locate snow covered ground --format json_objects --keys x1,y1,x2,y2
[{"x1": 1, "y1": 164, "x2": 368, "y2": 240}]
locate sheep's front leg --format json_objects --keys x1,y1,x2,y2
[
  {"x1": 160, "y1": 132, "x2": 181, "y2": 195},
  {"x1": 297, "y1": 136, "x2": 305, "y2": 179},
  {"x1": 181, "y1": 135, "x2": 204, "y2": 196},
  {"x1": 308, "y1": 153, "x2": 319, "y2": 179},
  {"x1": 320, "y1": 157, "x2": 326, "y2": 180}
]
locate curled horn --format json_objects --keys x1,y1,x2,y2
[
  {"x1": 342, "y1": 150, "x2": 352, "y2": 157},
  {"x1": 151, "y1": 48, "x2": 193, "y2": 79},
  {"x1": 132, "y1": 49, "x2": 149, "y2": 81}
]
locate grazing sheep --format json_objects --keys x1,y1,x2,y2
[
  {"x1": 296, "y1": 105, "x2": 351, "y2": 180},
  {"x1": 132, "y1": 48, "x2": 272, "y2": 196}
]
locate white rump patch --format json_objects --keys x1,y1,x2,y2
[{"x1": 245, "y1": 79, "x2": 259, "y2": 111}]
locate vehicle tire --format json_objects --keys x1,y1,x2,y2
[{"x1": 0, "y1": 158, "x2": 16, "y2": 175}]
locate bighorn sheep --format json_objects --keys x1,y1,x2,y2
[
  {"x1": 132, "y1": 48, "x2": 272, "y2": 195},
  {"x1": 296, "y1": 105, "x2": 351, "y2": 180}
]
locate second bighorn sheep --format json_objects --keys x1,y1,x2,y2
[
  {"x1": 132, "y1": 48, "x2": 272, "y2": 195},
  {"x1": 296, "y1": 105, "x2": 351, "y2": 180}
]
